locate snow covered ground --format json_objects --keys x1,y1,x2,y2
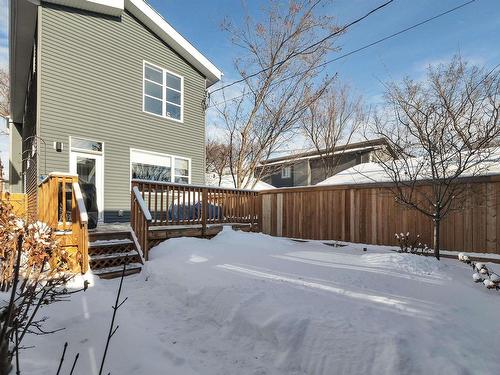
[{"x1": 18, "y1": 228, "x2": 500, "y2": 374}]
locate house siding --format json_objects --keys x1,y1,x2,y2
[
  {"x1": 23, "y1": 32, "x2": 39, "y2": 221},
  {"x1": 261, "y1": 160, "x2": 310, "y2": 188},
  {"x1": 38, "y1": 5, "x2": 207, "y2": 221},
  {"x1": 293, "y1": 160, "x2": 310, "y2": 186},
  {"x1": 309, "y1": 154, "x2": 361, "y2": 185},
  {"x1": 9, "y1": 123, "x2": 23, "y2": 193},
  {"x1": 267, "y1": 167, "x2": 294, "y2": 188}
]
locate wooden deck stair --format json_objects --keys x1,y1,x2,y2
[{"x1": 88, "y1": 230, "x2": 143, "y2": 279}]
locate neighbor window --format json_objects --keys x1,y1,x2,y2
[
  {"x1": 131, "y1": 150, "x2": 190, "y2": 184},
  {"x1": 143, "y1": 62, "x2": 183, "y2": 121},
  {"x1": 281, "y1": 166, "x2": 291, "y2": 179}
]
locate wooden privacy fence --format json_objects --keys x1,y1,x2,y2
[
  {"x1": 131, "y1": 180, "x2": 260, "y2": 259},
  {"x1": 260, "y1": 175, "x2": 500, "y2": 254},
  {"x1": 0, "y1": 192, "x2": 27, "y2": 220}
]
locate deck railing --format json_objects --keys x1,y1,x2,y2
[
  {"x1": 130, "y1": 180, "x2": 260, "y2": 259},
  {"x1": 131, "y1": 185, "x2": 152, "y2": 259},
  {"x1": 37, "y1": 173, "x2": 89, "y2": 273}
]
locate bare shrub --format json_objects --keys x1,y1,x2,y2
[{"x1": 0, "y1": 198, "x2": 88, "y2": 374}]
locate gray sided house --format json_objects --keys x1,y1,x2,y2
[
  {"x1": 257, "y1": 139, "x2": 392, "y2": 188},
  {"x1": 9, "y1": 0, "x2": 222, "y2": 222}
]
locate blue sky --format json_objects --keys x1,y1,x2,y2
[
  {"x1": 1, "y1": 0, "x2": 8, "y2": 176},
  {"x1": 0, "y1": 0, "x2": 499, "y2": 175},
  {"x1": 150, "y1": 0, "x2": 500, "y2": 103}
]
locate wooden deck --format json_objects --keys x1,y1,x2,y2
[
  {"x1": 93, "y1": 222, "x2": 254, "y2": 252},
  {"x1": 131, "y1": 180, "x2": 260, "y2": 259},
  {"x1": 148, "y1": 223, "x2": 254, "y2": 248}
]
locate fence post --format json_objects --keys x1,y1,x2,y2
[{"x1": 202, "y1": 188, "x2": 208, "y2": 236}]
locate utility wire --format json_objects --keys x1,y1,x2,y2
[
  {"x1": 208, "y1": 0, "x2": 478, "y2": 108},
  {"x1": 209, "y1": 0, "x2": 395, "y2": 95},
  {"x1": 315, "y1": 0, "x2": 477, "y2": 70}
]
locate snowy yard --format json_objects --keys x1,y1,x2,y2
[{"x1": 21, "y1": 228, "x2": 500, "y2": 374}]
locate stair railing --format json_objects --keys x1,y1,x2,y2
[
  {"x1": 72, "y1": 182, "x2": 89, "y2": 273},
  {"x1": 131, "y1": 185, "x2": 152, "y2": 260},
  {"x1": 37, "y1": 173, "x2": 89, "y2": 273}
]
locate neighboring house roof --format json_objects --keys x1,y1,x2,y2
[
  {"x1": 259, "y1": 138, "x2": 391, "y2": 167},
  {"x1": 316, "y1": 149, "x2": 500, "y2": 186},
  {"x1": 9, "y1": 0, "x2": 223, "y2": 123},
  {"x1": 316, "y1": 162, "x2": 392, "y2": 186},
  {"x1": 206, "y1": 173, "x2": 275, "y2": 191}
]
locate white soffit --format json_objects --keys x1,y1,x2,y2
[{"x1": 43, "y1": 0, "x2": 125, "y2": 16}]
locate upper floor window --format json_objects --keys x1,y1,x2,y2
[
  {"x1": 281, "y1": 166, "x2": 291, "y2": 179},
  {"x1": 143, "y1": 62, "x2": 183, "y2": 122}
]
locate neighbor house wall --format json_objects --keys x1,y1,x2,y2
[
  {"x1": 309, "y1": 153, "x2": 361, "y2": 185},
  {"x1": 292, "y1": 160, "x2": 310, "y2": 187},
  {"x1": 38, "y1": 4, "x2": 207, "y2": 222},
  {"x1": 23, "y1": 37, "x2": 39, "y2": 222},
  {"x1": 267, "y1": 164, "x2": 294, "y2": 188},
  {"x1": 260, "y1": 147, "x2": 387, "y2": 188},
  {"x1": 263, "y1": 152, "x2": 368, "y2": 188},
  {"x1": 8, "y1": 122, "x2": 23, "y2": 193},
  {"x1": 261, "y1": 160, "x2": 310, "y2": 188}
]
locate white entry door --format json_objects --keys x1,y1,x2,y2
[{"x1": 70, "y1": 151, "x2": 104, "y2": 222}]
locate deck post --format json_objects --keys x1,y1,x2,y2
[{"x1": 202, "y1": 188, "x2": 208, "y2": 237}]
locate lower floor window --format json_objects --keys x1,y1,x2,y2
[
  {"x1": 174, "y1": 158, "x2": 189, "y2": 184},
  {"x1": 131, "y1": 149, "x2": 190, "y2": 184},
  {"x1": 132, "y1": 163, "x2": 171, "y2": 182}
]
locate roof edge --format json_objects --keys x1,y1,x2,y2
[
  {"x1": 44, "y1": 0, "x2": 125, "y2": 16},
  {"x1": 126, "y1": 0, "x2": 222, "y2": 87}
]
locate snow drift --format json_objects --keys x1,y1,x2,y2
[{"x1": 17, "y1": 229, "x2": 500, "y2": 374}]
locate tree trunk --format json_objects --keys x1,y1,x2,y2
[{"x1": 433, "y1": 219, "x2": 441, "y2": 260}]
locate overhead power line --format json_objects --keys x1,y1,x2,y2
[
  {"x1": 208, "y1": 0, "x2": 478, "y2": 108},
  {"x1": 315, "y1": 0, "x2": 477, "y2": 70},
  {"x1": 209, "y1": 0, "x2": 395, "y2": 95}
]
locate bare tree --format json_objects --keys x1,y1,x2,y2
[
  {"x1": 0, "y1": 68, "x2": 9, "y2": 120},
  {"x1": 206, "y1": 137, "x2": 232, "y2": 186},
  {"x1": 373, "y1": 56, "x2": 500, "y2": 259},
  {"x1": 301, "y1": 82, "x2": 365, "y2": 181},
  {"x1": 0, "y1": 197, "x2": 88, "y2": 374},
  {"x1": 214, "y1": 0, "x2": 341, "y2": 188}
]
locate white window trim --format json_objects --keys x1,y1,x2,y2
[
  {"x1": 173, "y1": 157, "x2": 191, "y2": 184},
  {"x1": 142, "y1": 60, "x2": 184, "y2": 123},
  {"x1": 68, "y1": 136, "x2": 105, "y2": 223},
  {"x1": 281, "y1": 166, "x2": 291, "y2": 179},
  {"x1": 130, "y1": 148, "x2": 192, "y2": 184}
]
